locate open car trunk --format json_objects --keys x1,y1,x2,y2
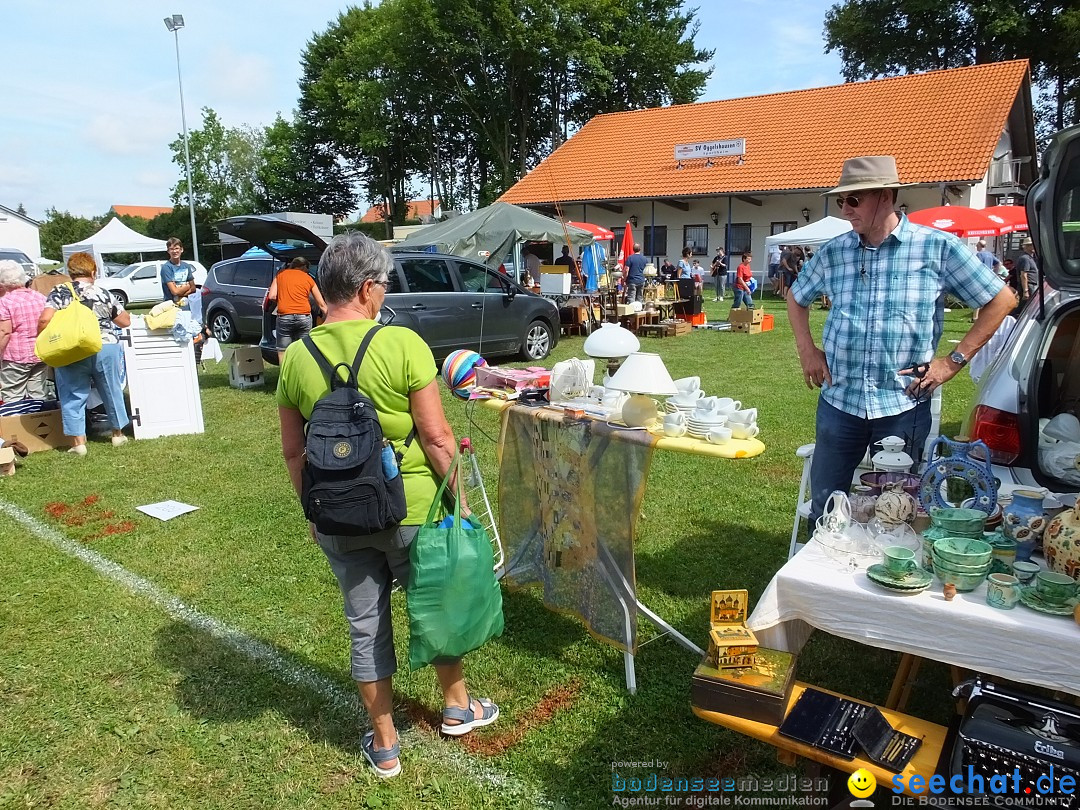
[{"x1": 1032, "y1": 300, "x2": 1080, "y2": 488}]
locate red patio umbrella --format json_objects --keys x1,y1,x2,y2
[
  {"x1": 980, "y1": 205, "x2": 1028, "y2": 233},
  {"x1": 567, "y1": 220, "x2": 615, "y2": 240},
  {"x1": 617, "y1": 220, "x2": 635, "y2": 270},
  {"x1": 907, "y1": 206, "x2": 1006, "y2": 238}
]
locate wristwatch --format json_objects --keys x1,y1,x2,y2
[{"x1": 948, "y1": 350, "x2": 968, "y2": 367}]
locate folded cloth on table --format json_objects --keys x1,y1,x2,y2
[{"x1": 0, "y1": 398, "x2": 59, "y2": 416}]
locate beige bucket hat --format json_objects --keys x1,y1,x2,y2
[{"x1": 825, "y1": 155, "x2": 912, "y2": 195}]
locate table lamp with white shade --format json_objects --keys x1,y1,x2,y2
[
  {"x1": 583, "y1": 322, "x2": 640, "y2": 385},
  {"x1": 606, "y1": 352, "x2": 679, "y2": 427}
]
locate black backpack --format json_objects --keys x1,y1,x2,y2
[{"x1": 300, "y1": 327, "x2": 414, "y2": 536}]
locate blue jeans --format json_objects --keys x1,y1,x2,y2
[
  {"x1": 732, "y1": 288, "x2": 753, "y2": 309},
  {"x1": 54, "y1": 343, "x2": 129, "y2": 437},
  {"x1": 808, "y1": 397, "x2": 931, "y2": 530}
]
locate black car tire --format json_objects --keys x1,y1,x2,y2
[
  {"x1": 210, "y1": 310, "x2": 237, "y2": 344},
  {"x1": 520, "y1": 319, "x2": 553, "y2": 361},
  {"x1": 109, "y1": 290, "x2": 128, "y2": 308}
]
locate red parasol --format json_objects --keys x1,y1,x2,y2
[
  {"x1": 618, "y1": 220, "x2": 635, "y2": 270},
  {"x1": 980, "y1": 205, "x2": 1028, "y2": 233},
  {"x1": 907, "y1": 205, "x2": 1007, "y2": 238},
  {"x1": 567, "y1": 221, "x2": 615, "y2": 240}
]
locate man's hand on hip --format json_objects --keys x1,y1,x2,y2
[{"x1": 798, "y1": 346, "x2": 832, "y2": 389}]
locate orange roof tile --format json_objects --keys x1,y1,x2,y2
[
  {"x1": 360, "y1": 198, "x2": 440, "y2": 223},
  {"x1": 499, "y1": 61, "x2": 1030, "y2": 205},
  {"x1": 111, "y1": 204, "x2": 175, "y2": 219}
]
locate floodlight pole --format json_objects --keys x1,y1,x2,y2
[{"x1": 166, "y1": 14, "x2": 199, "y2": 262}]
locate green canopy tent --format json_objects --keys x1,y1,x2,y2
[{"x1": 395, "y1": 201, "x2": 595, "y2": 270}]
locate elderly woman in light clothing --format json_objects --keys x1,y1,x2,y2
[
  {"x1": 0, "y1": 260, "x2": 48, "y2": 401},
  {"x1": 37, "y1": 251, "x2": 131, "y2": 455}
]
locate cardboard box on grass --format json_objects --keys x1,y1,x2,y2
[
  {"x1": 229, "y1": 347, "x2": 265, "y2": 390},
  {"x1": 0, "y1": 410, "x2": 69, "y2": 453},
  {"x1": 729, "y1": 307, "x2": 764, "y2": 325}
]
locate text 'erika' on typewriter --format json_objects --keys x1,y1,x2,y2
[{"x1": 951, "y1": 679, "x2": 1080, "y2": 808}]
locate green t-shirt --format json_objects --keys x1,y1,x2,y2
[{"x1": 276, "y1": 319, "x2": 439, "y2": 525}]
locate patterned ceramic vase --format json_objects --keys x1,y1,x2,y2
[
  {"x1": 1001, "y1": 489, "x2": 1047, "y2": 562},
  {"x1": 874, "y1": 482, "x2": 917, "y2": 527},
  {"x1": 1044, "y1": 501, "x2": 1080, "y2": 582}
]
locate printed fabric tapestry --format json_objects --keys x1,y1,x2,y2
[{"x1": 497, "y1": 406, "x2": 656, "y2": 652}]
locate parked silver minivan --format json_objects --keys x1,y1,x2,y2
[{"x1": 962, "y1": 125, "x2": 1080, "y2": 496}]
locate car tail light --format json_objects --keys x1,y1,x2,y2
[{"x1": 970, "y1": 405, "x2": 1021, "y2": 465}]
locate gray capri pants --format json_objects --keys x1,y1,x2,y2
[
  {"x1": 318, "y1": 524, "x2": 461, "y2": 680},
  {"x1": 317, "y1": 524, "x2": 419, "y2": 682}
]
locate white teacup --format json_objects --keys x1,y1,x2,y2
[
  {"x1": 712, "y1": 397, "x2": 741, "y2": 414},
  {"x1": 728, "y1": 408, "x2": 757, "y2": 424},
  {"x1": 671, "y1": 390, "x2": 705, "y2": 407},
  {"x1": 706, "y1": 426, "x2": 732, "y2": 445},
  {"x1": 663, "y1": 420, "x2": 687, "y2": 438},
  {"x1": 730, "y1": 422, "x2": 760, "y2": 440},
  {"x1": 674, "y1": 376, "x2": 701, "y2": 395}
]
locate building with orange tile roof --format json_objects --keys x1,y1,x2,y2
[
  {"x1": 499, "y1": 61, "x2": 1034, "y2": 267},
  {"x1": 111, "y1": 205, "x2": 175, "y2": 219},
  {"x1": 360, "y1": 198, "x2": 441, "y2": 224}
]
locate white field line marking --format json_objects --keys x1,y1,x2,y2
[{"x1": 2, "y1": 500, "x2": 548, "y2": 805}]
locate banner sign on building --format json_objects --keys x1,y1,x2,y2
[{"x1": 674, "y1": 139, "x2": 746, "y2": 161}]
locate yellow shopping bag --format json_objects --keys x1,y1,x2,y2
[{"x1": 35, "y1": 283, "x2": 102, "y2": 367}]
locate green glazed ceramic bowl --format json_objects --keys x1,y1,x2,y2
[
  {"x1": 932, "y1": 560, "x2": 990, "y2": 591},
  {"x1": 929, "y1": 507, "x2": 987, "y2": 537},
  {"x1": 933, "y1": 537, "x2": 993, "y2": 566},
  {"x1": 931, "y1": 550, "x2": 994, "y2": 575}
]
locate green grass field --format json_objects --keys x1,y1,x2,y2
[{"x1": 0, "y1": 296, "x2": 981, "y2": 809}]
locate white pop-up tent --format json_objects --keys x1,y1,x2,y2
[
  {"x1": 765, "y1": 216, "x2": 852, "y2": 248},
  {"x1": 62, "y1": 217, "x2": 168, "y2": 268}
]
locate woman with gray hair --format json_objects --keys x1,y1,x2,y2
[
  {"x1": 276, "y1": 232, "x2": 498, "y2": 779},
  {"x1": 0, "y1": 259, "x2": 49, "y2": 401}
]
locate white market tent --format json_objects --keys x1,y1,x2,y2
[
  {"x1": 764, "y1": 215, "x2": 852, "y2": 248},
  {"x1": 62, "y1": 217, "x2": 168, "y2": 268}
]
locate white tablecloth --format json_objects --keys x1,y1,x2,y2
[{"x1": 746, "y1": 542, "x2": 1080, "y2": 697}]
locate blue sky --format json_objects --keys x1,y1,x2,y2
[{"x1": 2, "y1": 0, "x2": 843, "y2": 224}]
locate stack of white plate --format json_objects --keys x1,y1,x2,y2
[
  {"x1": 664, "y1": 400, "x2": 700, "y2": 415},
  {"x1": 685, "y1": 414, "x2": 728, "y2": 439}
]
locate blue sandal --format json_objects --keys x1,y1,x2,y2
[
  {"x1": 361, "y1": 730, "x2": 401, "y2": 778},
  {"x1": 441, "y1": 695, "x2": 500, "y2": 736}
]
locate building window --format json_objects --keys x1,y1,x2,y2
[
  {"x1": 644, "y1": 225, "x2": 667, "y2": 257},
  {"x1": 771, "y1": 221, "x2": 798, "y2": 235},
  {"x1": 683, "y1": 225, "x2": 709, "y2": 256},
  {"x1": 725, "y1": 223, "x2": 752, "y2": 254}
]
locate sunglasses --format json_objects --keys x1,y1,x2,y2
[
  {"x1": 835, "y1": 194, "x2": 867, "y2": 209},
  {"x1": 370, "y1": 277, "x2": 390, "y2": 289}
]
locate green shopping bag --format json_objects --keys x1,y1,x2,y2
[{"x1": 407, "y1": 451, "x2": 504, "y2": 670}]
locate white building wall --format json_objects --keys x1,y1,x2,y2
[
  {"x1": 563, "y1": 181, "x2": 986, "y2": 278},
  {"x1": 0, "y1": 212, "x2": 42, "y2": 259}
]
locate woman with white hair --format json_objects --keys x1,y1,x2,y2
[
  {"x1": 0, "y1": 259, "x2": 48, "y2": 401},
  {"x1": 37, "y1": 251, "x2": 131, "y2": 455}
]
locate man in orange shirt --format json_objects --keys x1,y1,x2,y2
[{"x1": 267, "y1": 257, "x2": 328, "y2": 363}]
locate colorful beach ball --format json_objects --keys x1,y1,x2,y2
[{"x1": 441, "y1": 350, "x2": 487, "y2": 399}]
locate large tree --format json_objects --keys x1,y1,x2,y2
[
  {"x1": 256, "y1": 116, "x2": 358, "y2": 217},
  {"x1": 823, "y1": 0, "x2": 1080, "y2": 147},
  {"x1": 38, "y1": 209, "x2": 99, "y2": 261},
  {"x1": 299, "y1": 0, "x2": 713, "y2": 214}
]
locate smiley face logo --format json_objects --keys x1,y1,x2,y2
[{"x1": 848, "y1": 768, "x2": 876, "y2": 799}]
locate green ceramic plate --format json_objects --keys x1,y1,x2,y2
[
  {"x1": 1018, "y1": 586, "x2": 1079, "y2": 616},
  {"x1": 867, "y1": 564, "x2": 933, "y2": 593}
]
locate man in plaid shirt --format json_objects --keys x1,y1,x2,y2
[
  {"x1": 0, "y1": 260, "x2": 48, "y2": 401},
  {"x1": 788, "y1": 156, "x2": 1016, "y2": 528}
]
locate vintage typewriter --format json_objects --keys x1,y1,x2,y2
[{"x1": 951, "y1": 679, "x2": 1080, "y2": 808}]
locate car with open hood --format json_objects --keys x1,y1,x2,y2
[
  {"x1": 962, "y1": 125, "x2": 1080, "y2": 502},
  {"x1": 212, "y1": 216, "x2": 559, "y2": 365}
]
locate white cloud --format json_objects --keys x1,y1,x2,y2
[
  {"x1": 206, "y1": 47, "x2": 273, "y2": 103},
  {"x1": 85, "y1": 113, "x2": 173, "y2": 157}
]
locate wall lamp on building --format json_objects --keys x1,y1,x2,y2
[
  {"x1": 710, "y1": 212, "x2": 719, "y2": 226},
  {"x1": 629, "y1": 215, "x2": 638, "y2": 227},
  {"x1": 801, "y1": 207, "x2": 810, "y2": 223}
]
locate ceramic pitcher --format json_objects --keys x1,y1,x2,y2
[
  {"x1": 1044, "y1": 500, "x2": 1080, "y2": 582},
  {"x1": 1002, "y1": 489, "x2": 1047, "y2": 562}
]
